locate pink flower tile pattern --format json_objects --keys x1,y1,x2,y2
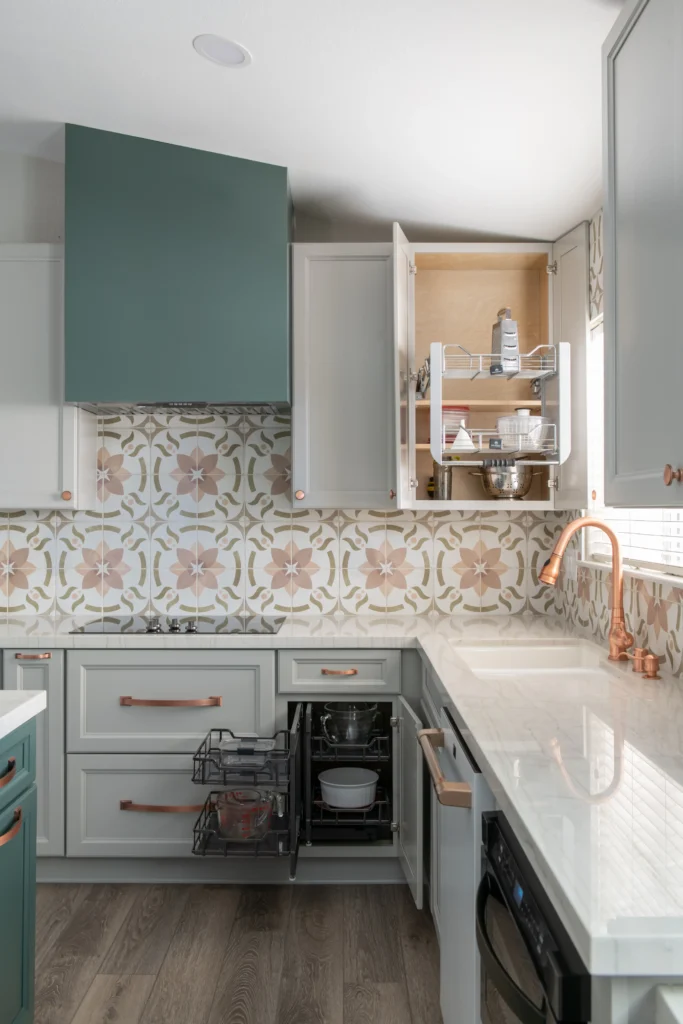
[{"x1": 3, "y1": 423, "x2": 683, "y2": 666}]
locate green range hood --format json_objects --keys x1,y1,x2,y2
[{"x1": 65, "y1": 124, "x2": 290, "y2": 406}]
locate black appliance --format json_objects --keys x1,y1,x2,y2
[
  {"x1": 477, "y1": 811, "x2": 591, "y2": 1024},
  {"x1": 70, "y1": 614, "x2": 286, "y2": 635}
]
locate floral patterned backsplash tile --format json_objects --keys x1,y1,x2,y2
[{"x1": 0, "y1": 409, "x2": 579, "y2": 618}]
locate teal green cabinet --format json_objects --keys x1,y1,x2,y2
[
  {"x1": 65, "y1": 125, "x2": 290, "y2": 404},
  {"x1": 0, "y1": 722, "x2": 37, "y2": 1024}
]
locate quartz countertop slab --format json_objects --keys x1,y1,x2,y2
[
  {"x1": 3, "y1": 610, "x2": 683, "y2": 977},
  {"x1": 0, "y1": 689, "x2": 46, "y2": 741}
]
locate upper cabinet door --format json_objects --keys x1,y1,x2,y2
[
  {"x1": 291, "y1": 244, "x2": 396, "y2": 509},
  {"x1": 604, "y1": 0, "x2": 683, "y2": 506},
  {"x1": 553, "y1": 223, "x2": 590, "y2": 510},
  {"x1": 0, "y1": 245, "x2": 96, "y2": 511}
]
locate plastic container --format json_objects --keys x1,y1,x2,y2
[
  {"x1": 318, "y1": 767, "x2": 379, "y2": 808},
  {"x1": 496, "y1": 407, "x2": 548, "y2": 451}
]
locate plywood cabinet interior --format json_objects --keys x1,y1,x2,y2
[{"x1": 394, "y1": 225, "x2": 589, "y2": 510}]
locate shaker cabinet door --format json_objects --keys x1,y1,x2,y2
[
  {"x1": 0, "y1": 245, "x2": 96, "y2": 511},
  {"x1": 3, "y1": 651, "x2": 64, "y2": 857},
  {"x1": 0, "y1": 784, "x2": 37, "y2": 1024},
  {"x1": 397, "y1": 696, "x2": 424, "y2": 909},
  {"x1": 604, "y1": 0, "x2": 683, "y2": 505},
  {"x1": 291, "y1": 244, "x2": 397, "y2": 509}
]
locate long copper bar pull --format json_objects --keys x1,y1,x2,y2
[
  {"x1": 321, "y1": 668, "x2": 358, "y2": 676},
  {"x1": 119, "y1": 696, "x2": 222, "y2": 707},
  {"x1": 418, "y1": 729, "x2": 472, "y2": 808},
  {"x1": 0, "y1": 758, "x2": 16, "y2": 789},
  {"x1": 15, "y1": 652, "x2": 51, "y2": 660},
  {"x1": 120, "y1": 800, "x2": 204, "y2": 813},
  {"x1": 0, "y1": 808, "x2": 22, "y2": 846}
]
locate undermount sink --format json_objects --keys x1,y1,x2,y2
[{"x1": 454, "y1": 642, "x2": 605, "y2": 675}]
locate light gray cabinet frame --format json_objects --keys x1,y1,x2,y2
[
  {"x1": 3, "y1": 649, "x2": 65, "y2": 856},
  {"x1": 603, "y1": 0, "x2": 683, "y2": 506},
  {"x1": 291, "y1": 243, "x2": 397, "y2": 509}
]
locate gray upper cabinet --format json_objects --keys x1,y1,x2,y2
[
  {"x1": 603, "y1": 0, "x2": 683, "y2": 506},
  {"x1": 291, "y1": 244, "x2": 397, "y2": 509},
  {"x1": 65, "y1": 125, "x2": 290, "y2": 404},
  {"x1": 3, "y1": 650, "x2": 65, "y2": 856}
]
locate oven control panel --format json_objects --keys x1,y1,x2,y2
[{"x1": 489, "y1": 831, "x2": 557, "y2": 967}]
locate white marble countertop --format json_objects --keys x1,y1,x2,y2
[
  {"x1": 0, "y1": 689, "x2": 46, "y2": 741},
  {"x1": 3, "y1": 610, "x2": 683, "y2": 977}
]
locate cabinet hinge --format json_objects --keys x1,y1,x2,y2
[
  {"x1": 409, "y1": 263, "x2": 417, "y2": 276},
  {"x1": 546, "y1": 261, "x2": 558, "y2": 275},
  {"x1": 391, "y1": 821, "x2": 399, "y2": 833},
  {"x1": 409, "y1": 478, "x2": 419, "y2": 490},
  {"x1": 390, "y1": 716, "x2": 399, "y2": 728},
  {"x1": 548, "y1": 475, "x2": 559, "y2": 490}
]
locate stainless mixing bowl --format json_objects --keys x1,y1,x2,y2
[{"x1": 471, "y1": 464, "x2": 534, "y2": 499}]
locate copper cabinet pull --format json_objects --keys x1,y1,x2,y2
[
  {"x1": 294, "y1": 490, "x2": 305, "y2": 500},
  {"x1": 0, "y1": 808, "x2": 22, "y2": 846},
  {"x1": 418, "y1": 729, "x2": 472, "y2": 808},
  {"x1": 119, "y1": 696, "x2": 223, "y2": 707},
  {"x1": 15, "y1": 652, "x2": 51, "y2": 660},
  {"x1": 61, "y1": 490, "x2": 73, "y2": 501},
  {"x1": 120, "y1": 800, "x2": 204, "y2": 813},
  {"x1": 321, "y1": 668, "x2": 358, "y2": 677},
  {"x1": 664, "y1": 465, "x2": 683, "y2": 486},
  {"x1": 0, "y1": 758, "x2": 16, "y2": 789}
]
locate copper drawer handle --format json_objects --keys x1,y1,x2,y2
[
  {"x1": 321, "y1": 668, "x2": 358, "y2": 677},
  {"x1": 0, "y1": 758, "x2": 16, "y2": 789},
  {"x1": 119, "y1": 696, "x2": 223, "y2": 707},
  {"x1": 120, "y1": 800, "x2": 204, "y2": 813},
  {"x1": 0, "y1": 808, "x2": 22, "y2": 846},
  {"x1": 418, "y1": 729, "x2": 472, "y2": 808},
  {"x1": 15, "y1": 652, "x2": 51, "y2": 660}
]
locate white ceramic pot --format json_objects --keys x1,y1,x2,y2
[{"x1": 318, "y1": 767, "x2": 379, "y2": 808}]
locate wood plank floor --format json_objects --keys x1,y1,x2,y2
[{"x1": 35, "y1": 883, "x2": 443, "y2": 1024}]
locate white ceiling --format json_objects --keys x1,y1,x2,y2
[{"x1": 0, "y1": 0, "x2": 621, "y2": 241}]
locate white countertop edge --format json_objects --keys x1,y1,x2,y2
[{"x1": 0, "y1": 690, "x2": 46, "y2": 741}]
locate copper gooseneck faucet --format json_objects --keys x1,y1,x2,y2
[{"x1": 539, "y1": 516, "x2": 634, "y2": 661}]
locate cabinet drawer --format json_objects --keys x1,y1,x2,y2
[
  {"x1": 0, "y1": 720, "x2": 36, "y2": 814},
  {"x1": 67, "y1": 754, "x2": 212, "y2": 858},
  {"x1": 66, "y1": 651, "x2": 276, "y2": 753},
  {"x1": 278, "y1": 650, "x2": 400, "y2": 694}
]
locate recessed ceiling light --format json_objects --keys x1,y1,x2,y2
[{"x1": 192, "y1": 34, "x2": 252, "y2": 68}]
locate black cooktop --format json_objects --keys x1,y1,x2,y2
[{"x1": 70, "y1": 615, "x2": 286, "y2": 635}]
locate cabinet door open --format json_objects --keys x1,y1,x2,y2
[{"x1": 397, "y1": 696, "x2": 424, "y2": 909}]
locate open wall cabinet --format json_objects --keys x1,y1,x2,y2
[{"x1": 393, "y1": 222, "x2": 589, "y2": 511}]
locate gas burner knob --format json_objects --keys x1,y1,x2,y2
[
  {"x1": 168, "y1": 618, "x2": 181, "y2": 634},
  {"x1": 185, "y1": 620, "x2": 198, "y2": 634},
  {"x1": 146, "y1": 617, "x2": 162, "y2": 634}
]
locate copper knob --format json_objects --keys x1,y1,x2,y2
[
  {"x1": 389, "y1": 489, "x2": 396, "y2": 499},
  {"x1": 643, "y1": 653, "x2": 661, "y2": 680},
  {"x1": 294, "y1": 490, "x2": 305, "y2": 500},
  {"x1": 664, "y1": 465, "x2": 683, "y2": 486},
  {"x1": 61, "y1": 490, "x2": 72, "y2": 501}
]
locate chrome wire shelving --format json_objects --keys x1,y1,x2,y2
[{"x1": 440, "y1": 344, "x2": 557, "y2": 381}]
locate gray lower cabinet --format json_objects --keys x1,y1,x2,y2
[
  {"x1": 2, "y1": 650, "x2": 65, "y2": 856},
  {"x1": 603, "y1": 0, "x2": 683, "y2": 505},
  {"x1": 278, "y1": 650, "x2": 400, "y2": 694},
  {"x1": 66, "y1": 650, "x2": 276, "y2": 753},
  {"x1": 67, "y1": 754, "x2": 212, "y2": 857}
]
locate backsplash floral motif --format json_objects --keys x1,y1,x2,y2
[{"x1": 0, "y1": 409, "x2": 578, "y2": 619}]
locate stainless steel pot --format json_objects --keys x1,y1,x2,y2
[{"x1": 470, "y1": 464, "x2": 536, "y2": 499}]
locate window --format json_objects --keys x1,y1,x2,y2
[{"x1": 585, "y1": 323, "x2": 683, "y2": 576}]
